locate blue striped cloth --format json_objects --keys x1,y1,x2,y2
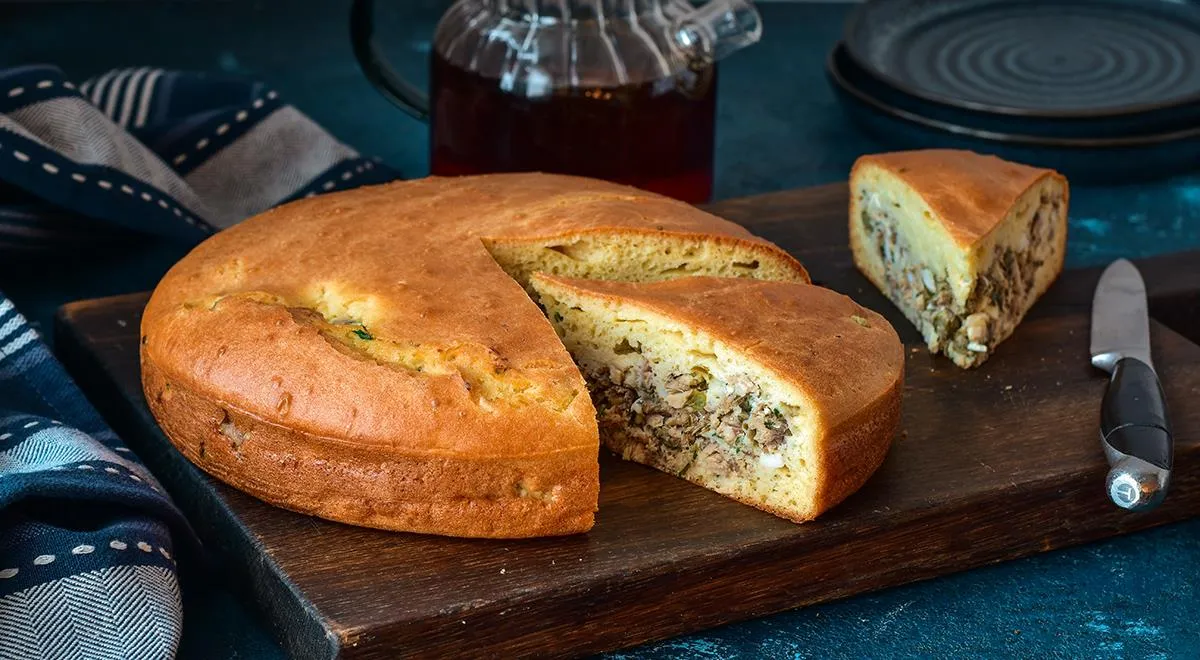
[
  {"x1": 0, "y1": 64, "x2": 400, "y2": 658},
  {"x1": 0, "y1": 64, "x2": 397, "y2": 251}
]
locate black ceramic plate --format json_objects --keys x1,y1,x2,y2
[
  {"x1": 826, "y1": 43, "x2": 1200, "y2": 183},
  {"x1": 844, "y1": 0, "x2": 1200, "y2": 121},
  {"x1": 835, "y1": 39, "x2": 1200, "y2": 139}
]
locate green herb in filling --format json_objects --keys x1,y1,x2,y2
[
  {"x1": 614, "y1": 338, "x2": 638, "y2": 355},
  {"x1": 861, "y1": 209, "x2": 876, "y2": 234}
]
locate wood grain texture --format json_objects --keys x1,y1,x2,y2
[{"x1": 54, "y1": 183, "x2": 1200, "y2": 660}]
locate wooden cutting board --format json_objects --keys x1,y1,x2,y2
[{"x1": 54, "y1": 183, "x2": 1200, "y2": 660}]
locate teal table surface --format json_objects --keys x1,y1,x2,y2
[{"x1": 1, "y1": 1, "x2": 1199, "y2": 658}]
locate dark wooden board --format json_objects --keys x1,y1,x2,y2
[{"x1": 54, "y1": 184, "x2": 1200, "y2": 660}]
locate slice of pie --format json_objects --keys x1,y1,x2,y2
[
  {"x1": 849, "y1": 149, "x2": 1069, "y2": 368},
  {"x1": 531, "y1": 273, "x2": 904, "y2": 523}
]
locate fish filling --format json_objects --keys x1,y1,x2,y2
[
  {"x1": 586, "y1": 345, "x2": 791, "y2": 478},
  {"x1": 859, "y1": 190, "x2": 1062, "y2": 364}
]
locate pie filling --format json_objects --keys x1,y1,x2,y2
[
  {"x1": 858, "y1": 189, "x2": 1063, "y2": 365},
  {"x1": 588, "y1": 355, "x2": 793, "y2": 479}
]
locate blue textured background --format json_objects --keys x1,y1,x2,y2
[{"x1": 1, "y1": 1, "x2": 1198, "y2": 658}]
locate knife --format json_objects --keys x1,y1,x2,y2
[{"x1": 1090, "y1": 258, "x2": 1173, "y2": 511}]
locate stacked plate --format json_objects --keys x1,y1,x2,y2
[{"x1": 828, "y1": 0, "x2": 1200, "y2": 182}]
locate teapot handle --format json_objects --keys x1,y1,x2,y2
[{"x1": 350, "y1": 0, "x2": 431, "y2": 122}]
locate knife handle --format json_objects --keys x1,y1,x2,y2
[{"x1": 1100, "y1": 357, "x2": 1172, "y2": 511}]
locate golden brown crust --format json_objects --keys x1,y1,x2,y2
[
  {"x1": 141, "y1": 357, "x2": 597, "y2": 538},
  {"x1": 851, "y1": 149, "x2": 1068, "y2": 248},
  {"x1": 141, "y1": 172, "x2": 805, "y2": 538},
  {"x1": 808, "y1": 371, "x2": 902, "y2": 518},
  {"x1": 467, "y1": 174, "x2": 770, "y2": 242},
  {"x1": 529, "y1": 274, "x2": 905, "y2": 521}
]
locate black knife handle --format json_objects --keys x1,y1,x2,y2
[
  {"x1": 1100, "y1": 357, "x2": 1173, "y2": 511},
  {"x1": 1101, "y1": 357, "x2": 1173, "y2": 469}
]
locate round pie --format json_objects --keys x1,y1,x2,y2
[{"x1": 140, "y1": 173, "x2": 809, "y2": 538}]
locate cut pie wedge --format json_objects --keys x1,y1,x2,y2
[{"x1": 531, "y1": 273, "x2": 905, "y2": 523}]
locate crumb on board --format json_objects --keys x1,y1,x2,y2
[
  {"x1": 1005, "y1": 385, "x2": 1013, "y2": 391},
  {"x1": 500, "y1": 568, "x2": 506, "y2": 574}
]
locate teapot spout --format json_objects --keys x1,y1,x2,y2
[{"x1": 671, "y1": 0, "x2": 763, "y2": 64}]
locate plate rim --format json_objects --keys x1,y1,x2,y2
[
  {"x1": 826, "y1": 42, "x2": 1200, "y2": 148},
  {"x1": 842, "y1": 0, "x2": 1200, "y2": 120}
]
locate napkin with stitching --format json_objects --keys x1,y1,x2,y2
[
  {"x1": 0, "y1": 300, "x2": 190, "y2": 660},
  {"x1": 0, "y1": 63, "x2": 400, "y2": 659},
  {"x1": 0, "y1": 64, "x2": 398, "y2": 250}
]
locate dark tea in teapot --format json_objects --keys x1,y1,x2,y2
[
  {"x1": 352, "y1": 0, "x2": 763, "y2": 205},
  {"x1": 429, "y1": 52, "x2": 717, "y2": 204}
]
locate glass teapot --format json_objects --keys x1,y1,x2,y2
[{"x1": 351, "y1": 0, "x2": 763, "y2": 203}]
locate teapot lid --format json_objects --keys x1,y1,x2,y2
[{"x1": 433, "y1": 0, "x2": 762, "y2": 92}]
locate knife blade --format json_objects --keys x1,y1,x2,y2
[{"x1": 1090, "y1": 258, "x2": 1172, "y2": 511}]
